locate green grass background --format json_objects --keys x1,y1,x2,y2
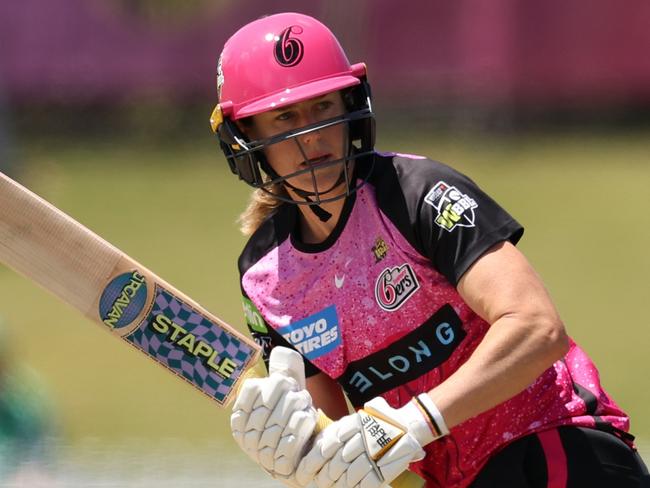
[{"x1": 0, "y1": 130, "x2": 648, "y2": 460}]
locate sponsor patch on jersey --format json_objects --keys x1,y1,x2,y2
[
  {"x1": 372, "y1": 237, "x2": 389, "y2": 263},
  {"x1": 278, "y1": 306, "x2": 341, "y2": 360},
  {"x1": 424, "y1": 181, "x2": 478, "y2": 231},
  {"x1": 242, "y1": 296, "x2": 268, "y2": 333},
  {"x1": 375, "y1": 264, "x2": 420, "y2": 311},
  {"x1": 339, "y1": 304, "x2": 466, "y2": 406}
]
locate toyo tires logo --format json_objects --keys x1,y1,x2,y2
[
  {"x1": 278, "y1": 306, "x2": 340, "y2": 360},
  {"x1": 375, "y1": 264, "x2": 420, "y2": 312}
]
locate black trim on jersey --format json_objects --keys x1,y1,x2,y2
[
  {"x1": 593, "y1": 416, "x2": 637, "y2": 446},
  {"x1": 368, "y1": 153, "x2": 524, "y2": 286},
  {"x1": 290, "y1": 191, "x2": 357, "y2": 253},
  {"x1": 573, "y1": 382, "x2": 599, "y2": 415},
  {"x1": 563, "y1": 361, "x2": 636, "y2": 447},
  {"x1": 338, "y1": 304, "x2": 466, "y2": 406}
]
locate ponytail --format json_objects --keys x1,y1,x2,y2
[{"x1": 238, "y1": 183, "x2": 290, "y2": 236}]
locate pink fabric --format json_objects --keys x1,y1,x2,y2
[
  {"x1": 242, "y1": 182, "x2": 630, "y2": 488},
  {"x1": 538, "y1": 429, "x2": 568, "y2": 488}
]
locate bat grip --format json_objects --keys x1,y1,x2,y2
[{"x1": 314, "y1": 408, "x2": 333, "y2": 434}]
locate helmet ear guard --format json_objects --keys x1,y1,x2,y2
[
  {"x1": 211, "y1": 105, "x2": 268, "y2": 187},
  {"x1": 344, "y1": 80, "x2": 375, "y2": 153}
]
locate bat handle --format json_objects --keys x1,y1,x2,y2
[{"x1": 314, "y1": 408, "x2": 333, "y2": 433}]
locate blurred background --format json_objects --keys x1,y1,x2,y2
[{"x1": 0, "y1": 0, "x2": 648, "y2": 486}]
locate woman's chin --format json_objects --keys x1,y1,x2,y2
[
  {"x1": 287, "y1": 171, "x2": 346, "y2": 197},
  {"x1": 289, "y1": 178, "x2": 347, "y2": 200}
]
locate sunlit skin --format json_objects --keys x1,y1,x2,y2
[{"x1": 241, "y1": 92, "x2": 351, "y2": 243}]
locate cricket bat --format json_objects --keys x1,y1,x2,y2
[
  {"x1": 0, "y1": 171, "x2": 424, "y2": 487},
  {"x1": 0, "y1": 170, "x2": 260, "y2": 406}
]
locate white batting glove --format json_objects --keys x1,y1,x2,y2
[
  {"x1": 230, "y1": 346, "x2": 318, "y2": 487},
  {"x1": 295, "y1": 395, "x2": 448, "y2": 488}
]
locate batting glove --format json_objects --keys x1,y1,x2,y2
[
  {"x1": 230, "y1": 346, "x2": 318, "y2": 487},
  {"x1": 295, "y1": 395, "x2": 448, "y2": 488}
]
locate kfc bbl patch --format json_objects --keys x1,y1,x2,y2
[{"x1": 424, "y1": 181, "x2": 478, "y2": 231}]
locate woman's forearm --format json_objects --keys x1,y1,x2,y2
[{"x1": 428, "y1": 312, "x2": 569, "y2": 429}]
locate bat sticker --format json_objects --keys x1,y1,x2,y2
[
  {"x1": 99, "y1": 271, "x2": 148, "y2": 329},
  {"x1": 125, "y1": 285, "x2": 256, "y2": 405}
]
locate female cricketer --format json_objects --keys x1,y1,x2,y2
[{"x1": 210, "y1": 12, "x2": 650, "y2": 488}]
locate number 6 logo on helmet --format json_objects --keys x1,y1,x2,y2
[{"x1": 274, "y1": 26, "x2": 305, "y2": 67}]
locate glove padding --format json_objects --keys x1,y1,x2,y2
[
  {"x1": 295, "y1": 397, "x2": 427, "y2": 488},
  {"x1": 230, "y1": 347, "x2": 318, "y2": 485}
]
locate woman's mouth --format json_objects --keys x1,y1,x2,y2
[{"x1": 303, "y1": 154, "x2": 332, "y2": 166}]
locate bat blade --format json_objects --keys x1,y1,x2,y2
[{"x1": 0, "y1": 171, "x2": 260, "y2": 406}]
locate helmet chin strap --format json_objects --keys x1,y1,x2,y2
[
  {"x1": 283, "y1": 166, "x2": 353, "y2": 222},
  {"x1": 302, "y1": 197, "x2": 333, "y2": 222},
  {"x1": 285, "y1": 170, "x2": 349, "y2": 222}
]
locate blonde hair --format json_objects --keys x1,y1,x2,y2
[{"x1": 238, "y1": 183, "x2": 291, "y2": 236}]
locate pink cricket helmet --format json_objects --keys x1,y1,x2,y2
[
  {"x1": 216, "y1": 12, "x2": 367, "y2": 121},
  {"x1": 211, "y1": 12, "x2": 375, "y2": 209}
]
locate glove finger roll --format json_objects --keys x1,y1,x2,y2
[
  {"x1": 359, "y1": 470, "x2": 383, "y2": 488},
  {"x1": 242, "y1": 428, "x2": 263, "y2": 452},
  {"x1": 276, "y1": 411, "x2": 317, "y2": 459},
  {"x1": 267, "y1": 390, "x2": 311, "y2": 428},
  {"x1": 335, "y1": 414, "x2": 363, "y2": 443},
  {"x1": 232, "y1": 378, "x2": 264, "y2": 412},
  {"x1": 258, "y1": 444, "x2": 276, "y2": 472},
  {"x1": 230, "y1": 408, "x2": 249, "y2": 433},
  {"x1": 296, "y1": 428, "x2": 339, "y2": 486},
  {"x1": 325, "y1": 445, "x2": 349, "y2": 482},
  {"x1": 341, "y1": 432, "x2": 365, "y2": 463},
  {"x1": 316, "y1": 460, "x2": 337, "y2": 488},
  {"x1": 256, "y1": 374, "x2": 298, "y2": 409},
  {"x1": 346, "y1": 453, "x2": 377, "y2": 487}
]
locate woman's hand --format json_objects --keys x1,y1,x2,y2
[
  {"x1": 294, "y1": 396, "x2": 438, "y2": 488},
  {"x1": 230, "y1": 347, "x2": 318, "y2": 487}
]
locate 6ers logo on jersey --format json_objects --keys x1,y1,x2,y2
[
  {"x1": 274, "y1": 26, "x2": 304, "y2": 67},
  {"x1": 375, "y1": 264, "x2": 420, "y2": 311}
]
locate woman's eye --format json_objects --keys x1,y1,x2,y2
[
  {"x1": 276, "y1": 111, "x2": 294, "y2": 121},
  {"x1": 316, "y1": 101, "x2": 333, "y2": 111}
]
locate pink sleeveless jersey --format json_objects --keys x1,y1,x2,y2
[{"x1": 238, "y1": 153, "x2": 630, "y2": 487}]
